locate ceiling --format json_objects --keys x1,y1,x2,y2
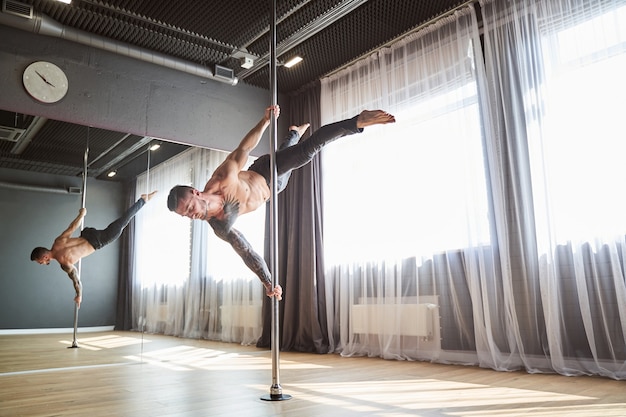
[{"x1": 0, "y1": 0, "x2": 465, "y2": 182}]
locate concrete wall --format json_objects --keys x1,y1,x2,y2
[
  {"x1": 0, "y1": 24, "x2": 290, "y2": 155},
  {"x1": 0, "y1": 21, "x2": 290, "y2": 331}
]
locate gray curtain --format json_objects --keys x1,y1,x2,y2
[
  {"x1": 258, "y1": 82, "x2": 330, "y2": 352},
  {"x1": 114, "y1": 181, "x2": 136, "y2": 330}
]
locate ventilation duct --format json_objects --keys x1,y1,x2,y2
[
  {"x1": 0, "y1": 180, "x2": 82, "y2": 194},
  {"x1": 0, "y1": 0, "x2": 238, "y2": 85}
]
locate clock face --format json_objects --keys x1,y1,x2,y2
[{"x1": 23, "y1": 61, "x2": 69, "y2": 104}]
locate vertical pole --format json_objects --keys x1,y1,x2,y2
[
  {"x1": 261, "y1": 0, "x2": 291, "y2": 402},
  {"x1": 139, "y1": 144, "x2": 151, "y2": 361},
  {"x1": 69, "y1": 127, "x2": 89, "y2": 349},
  {"x1": 146, "y1": 144, "x2": 151, "y2": 195}
]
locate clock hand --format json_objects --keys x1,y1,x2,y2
[{"x1": 35, "y1": 70, "x2": 56, "y2": 88}]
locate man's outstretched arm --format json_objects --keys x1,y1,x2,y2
[
  {"x1": 226, "y1": 105, "x2": 280, "y2": 170},
  {"x1": 209, "y1": 218, "x2": 282, "y2": 300},
  {"x1": 59, "y1": 208, "x2": 86, "y2": 239},
  {"x1": 61, "y1": 263, "x2": 82, "y2": 308}
]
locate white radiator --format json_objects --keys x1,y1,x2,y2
[
  {"x1": 351, "y1": 303, "x2": 437, "y2": 338},
  {"x1": 146, "y1": 303, "x2": 169, "y2": 323},
  {"x1": 220, "y1": 305, "x2": 262, "y2": 328}
]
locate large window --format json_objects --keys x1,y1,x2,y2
[
  {"x1": 322, "y1": 24, "x2": 490, "y2": 264},
  {"x1": 530, "y1": 4, "x2": 626, "y2": 245}
]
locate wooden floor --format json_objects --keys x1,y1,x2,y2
[{"x1": 0, "y1": 331, "x2": 624, "y2": 417}]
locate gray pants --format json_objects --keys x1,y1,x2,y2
[
  {"x1": 80, "y1": 198, "x2": 145, "y2": 250},
  {"x1": 247, "y1": 115, "x2": 361, "y2": 193}
]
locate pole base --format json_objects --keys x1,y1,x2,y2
[
  {"x1": 260, "y1": 393, "x2": 292, "y2": 401},
  {"x1": 67, "y1": 342, "x2": 79, "y2": 349}
]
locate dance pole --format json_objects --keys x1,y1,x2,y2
[
  {"x1": 146, "y1": 144, "x2": 151, "y2": 195},
  {"x1": 69, "y1": 129, "x2": 89, "y2": 349},
  {"x1": 261, "y1": 0, "x2": 291, "y2": 402}
]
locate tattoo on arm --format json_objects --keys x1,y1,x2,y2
[
  {"x1": 221, "y1": 195, "x2": 240, "y2": 229},
  {"x1": 209, "y1": 219, "x2": 272, "y2": 289},
  {"x1": 62, "y1": 264, "x2": 82, "y2": 298}
]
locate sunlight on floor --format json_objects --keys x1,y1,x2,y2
[
  {"x1": 123, "y1": 344, "x2": 331, "y2": 372},
  {"x1": 58, "y1": 334, "x2": 151, "y2": 350},
  {"x1": 271, "y1": 379, "x2": 606, "y2": 416},
  {"x1": 449, "y1": 402, "x2": 626, "y2": 417},
  {"x1": 42, "y1": 334, "x2": 625, "y2": 416}
]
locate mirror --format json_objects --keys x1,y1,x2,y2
[{"x1": 0, "y1": 109, "x2": 190, "y2": 182}]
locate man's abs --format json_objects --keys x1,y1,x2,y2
[{"x1": 235, "y1": 171, "x2": 270, "y2": 215}]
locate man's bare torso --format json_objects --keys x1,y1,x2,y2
[
  {"x1": 203, "y1": 168, "x2": 270, "y2": 221},
  {"x1": 51, "y1": 236, "x2": 95, "y2": 267}
]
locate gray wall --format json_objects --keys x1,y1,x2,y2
[
  {"x1": 0, "y1": 168, "x2": 123, "y2": 329},
  {"x1": 0, "y1": 24, "x2": 290, "y2": 155},
  {"x1": 0, "y1": 21, "x2": 290, "y2": 330}
]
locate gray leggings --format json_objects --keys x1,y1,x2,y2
[
  {"x1": 247, "y1": 115, "x2": 361, "y2": 193},
  {"x1": 80, "y1": 198, "x2": 145, "y2": 250}
]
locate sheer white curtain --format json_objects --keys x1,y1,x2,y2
[
  {"x1": 321, "y1": 6, "x2": 489, "y2": 362},
  {"x1": 480, "y1": 0, "x2": 626, "y2": 378},
  {"x1": 321, "y1": 0, "x2": 626, "y2": 379},
  {"x1": 133, "y1": 147, "x2": 265, "y2": 345}
]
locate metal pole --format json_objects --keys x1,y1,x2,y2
[
  {"x1": 261, "y1": 0, "x2": 291, "y2": 402},
  {"x1": 69, "y1": 127, "x2": 89, "y2": 349},
  {"x1": 146, "y1": 143, "x2": 151, "y2": 195}
]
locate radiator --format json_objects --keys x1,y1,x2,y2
[
  {"x1": 351, "y1": 303, "x2": 437, "y2": 338},
  {"x1": 146, "y1": 303, "x2": 169, "y2": 323},
  {"x1": 220, "y1": 305, "x2": 262, "y2": 328}
]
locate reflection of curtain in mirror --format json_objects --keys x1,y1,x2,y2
[
  {"x1": 321, "y1": 0, "x2": 626, "y2": 380},
  {"x1": 133, "y1": 147, "x2": 265, "y2": 345}
]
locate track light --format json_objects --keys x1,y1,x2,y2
[{"x1": 284, "y1": 56, "x2": 303, "y2": 68}]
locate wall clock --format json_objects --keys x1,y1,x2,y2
[{"x1": 22, "y1": 61, "x2": 69, "y2": 104}]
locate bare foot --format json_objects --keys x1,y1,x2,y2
[
  {"x1": 142, "y1": 190, "x2": 158, "y2": 202},
  {"x1": 356, "y1": 110, "x2": 396, "y2": 128},
  {"x1": 289, "y1": 123, "x2": 310, "y2": 139}
]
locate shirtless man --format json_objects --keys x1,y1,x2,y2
[
  {"x1": 30, "y1": 191, "x2": 157, "y2": 308},
  {"x1": 167, "y1": 105, "x2": 395, "y2": 300}
]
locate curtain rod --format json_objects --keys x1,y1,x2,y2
[{"x1": 324, "y1": 0, "x2": 479, "y2": 79}]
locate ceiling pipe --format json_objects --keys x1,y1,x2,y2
[
  {"x1": 90, "y1": 135, "x2": 154, "y2": 178},
  {"x1": 10, "y1": 115, "x2": 47, "y2": 154},
  {"x1": 0, "y1": 180, "x2": 81, "y2": 195},
  {"x1": 0, "y1": 0, "x2": 238, "y2": 85}
]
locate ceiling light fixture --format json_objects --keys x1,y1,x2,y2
[
  {"x1": 56, "y1": 0, "x2": 72, "y2": 4},
  {"x1": 149, "y1": 143, "x2": 161, "y2": 151},
  {"x1": 284, "y1": 56, "x2": 303, "y2": 68},
  {"x1": 107, "y1": 171, "x2": 117, "y2": 178}
]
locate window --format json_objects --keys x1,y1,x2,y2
[
  {"x1": 323, "y1": 80, "x2": 490, "y2": 264},
  {"x1": 530, "y1": 4, "x2": 626, "y2": 244}
]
